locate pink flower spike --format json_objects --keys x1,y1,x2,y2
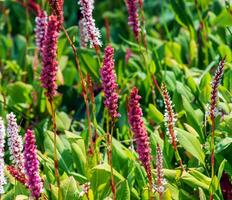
[
  {"x1": 210, "y1": 58, "x2": 226, "y2": 121},
  {"x1": 100, "y1": 45, "x2": 120, "y2": 119},
  {"x1": 6, "y1": 113, "x2": 24, "y2": 173},
  {"x1": 128, "y1": 87, "x2": 152, "y2": 186},
  {"x1": 35, "y1": 10, "x2": 48, "y2": 57},
  {"x1": 126, "y1": 0, "x2": 140, "y2": 41},
  {"x1": 24, "y1": 129, "x2": 43, "y2": 199},
  {"x1": 79, "y1": 18, "x2": 88, "y2": 48},
  {"x1": 78, "y1": 0, "x2": 102, "y2": 47},
  {"x1": 40, "y1": 15, "x2": 59, "y2": 100},
  {"x1": 48, "y1": 0, "x2": 64, "y2": 27}
]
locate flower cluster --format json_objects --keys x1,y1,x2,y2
[
  {"x1": 128, "y1": 87, "x2": 152, "y2": 185},
  {"x1": 78, "y1": 0, "x2": 102, "y2": 47},
  {"x1": 6, "y1": 113, "x2": 25, "y2": 173},
  {"x1": 79, "y1": 17, "x2": 88, "y2": 48},
  {"x1": 48, "y1": 0, "x2": 64, "y2": 27},
  {"x1": 7, "y1": 165, "x2": 27, "y2": 186},
  {"x1": 0, "y1": 118, "x2": 6, "y2": 194},
  {"x1": 155, "y1": 144, "x2": 166, "y2": 194},
  {"x1": 161, "y1": 83, "x2": 178, "y2": 149},
  {"x1": 210, "y1": 58, "x2": 225, "y2": 121},
  {"x1": 126, "y1": 0, "x2": 140, "y2": 41},
  {"x1": 24, "y1": 129, "x2": 43, "y2": 199},
  {"x1": 100, "y1": 45, "x2": 119, "y2": 119},
  {"x1": 40, "y1": 15, "x2": 59, "y2": 100},
  {"x1": 35, "y1": 10, "x2": 48, "y2": 56}
]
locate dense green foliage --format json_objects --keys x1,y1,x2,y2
[{"x1": 0, "y1": 0, "x2": 232, "y2": 199}]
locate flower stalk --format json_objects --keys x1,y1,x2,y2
[
  {"x1": 39, "y1": 14, "x2": 61, "y2": 196},
  {"x1": 128, "y1": 87, "x2": 153, "y2": 199},
  {"x1": 161, "y1": 83, "x2": 184, "y2": 171},
  {"x1": 100, "y1": 45, "x2": 119, "y2": 200},
  {"x1": 209, "y1": 58, "x2": 225, "y2": 200}
]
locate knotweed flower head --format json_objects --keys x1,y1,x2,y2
[
  {"x1": 78, "y1": 0, "x2": 102, "y2": 47},
  {"x1": 210, "y1": 58, "x2": 225, "y2": 121},
  {"x1": 128, "y1": 87, "x2": 152, "y2": 185},
  {"x1": 161, "y1": 83, "x2": 178, "y2": 149},
  {"x1": 126, "y1": 0, "x2": 140, "y2": 41},
  {"x1": 100, "y1": 45, "x2": 119, "y2": 119},
  {"x1": 40, "y1": 15, "x2": 59, "y2": 100},
  {"x1": 48, "y1": 0, "x2": 64, "y2": 27},
  {"x1": 6, "y1": 113, "x2": 24, "y2": 172},
  {"x1": 24, "y1": 129, "x2": 43, "y2": 199},
  {"x1": 79, "y1": 17, "x2": 88, "y2": 48},
  {"x1": 155, "y1": 144, "x2": 166, "y2": 195},
  {"x1": 35, "y1": 10, "x2": 48, "y2": 56},
  {"x1": 0, "y1": 118, "x2": 6, "y2": 194},
  {"x1": 7, "y1": 166, "x2": 27, "y2": 186}
]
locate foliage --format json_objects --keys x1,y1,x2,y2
[{"x1": 0, "y1": 0, "x2": 232, "y2": 199}]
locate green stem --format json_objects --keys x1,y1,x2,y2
[
  {"x1": 48, "y1": 99, "x2": 61, "y2": 200},
  {"x1": 106, "y1": 113, "x2": 116, "y2": 200},
  {"x1": 210, "y1": 119, "x2": 215, "y2": 200}
]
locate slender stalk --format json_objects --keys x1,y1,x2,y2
[
  {"x1": 61, "y1": 26, "x2": 95, "y2": 155},
  {"x1": 84, "y1": 77, "x2": 94, "y2": 155},
  {"x1": 149, "y1": 178, "x2": 154, "y2": 200},
  {"x1": 106, "y1": 113, "x2": 116, "y2": 200},
  {"x1": 210, "y1": 119, "x2": 215, "y2": 200},
  {"x1": 48, "y1": 99, "x2": 61, "y2": 199},
  {"x1": 173, "y1": 138, "x2": 185, "y2": 172},
  {"x1": 159, "y1": 193, "x2": 162, "y2": 200}
]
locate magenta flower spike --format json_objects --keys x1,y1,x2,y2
[
  {"x1": 40, "y1": 15, "x2": 59, "y2": 100},
  {"x1": 35, "y1": 10, "x2": 48, "y2": 56},
  {"x1": 78, "y1": 0, "x2": 102, "y2": 47},
  {"x1": 128, "y1": 87, "x2": 152, "y2": 186},
  {"x1": 126, "y1": 0, "x2": 140, "y2": 41},
  {"x1": 210, "y1": 58, "x2": 226, "y2": 121},
  {"x1": 6, "y1": 113, "x2": 24, "y2": 173},
  {"x1": 24, "y1": 129, "x2": 42, "y2": 199},
  {"x1": 48, "y1": 0, "x2": 64, "y2": 27},
  {"x1": 0, "y1": 118, "x2": 6, "y2": 194},
  {"x1": 100, "y1": 45, "x2": 119, "y2": 119}
]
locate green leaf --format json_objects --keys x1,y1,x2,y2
[
  {"x1": 148, "y1": 104, "x2": 164, "y2": 124},
  {"x1": 199, "y1": 187, "x2": 206, "y2": 200},
  {"x1": 71, "y1": 142, "x2": 87, "y2": 176},
  {"x1": 182, "y1": 96, "x2": 204, "y2": 142},
  {"x1": 175, "y1": 128, "x2": 205, "y2": 164},
  {"x1": 90, "y1": 164, "x2": 124, "y2": 199},
  {"x1": 56, "y1": 112, "x2": 72, "y2": 131},
  {"x1": 116, "y1": 180, "x2": 130, "y2": 200},
  {"x1": 218, "y1": 159, "x2": 227, "y2": 181},
  {"x1": 7, "y1": 81, "x2": 33, "y2": 105},
  {"x1": 181, "y1": 172, "x2": 209, "y2": 190},
  {"x1": 61, "y1": 176, "x2": 79, "y2": 200},
  {"x1": 44, "y1": 131, "x2": 72, "y2": 173}
]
